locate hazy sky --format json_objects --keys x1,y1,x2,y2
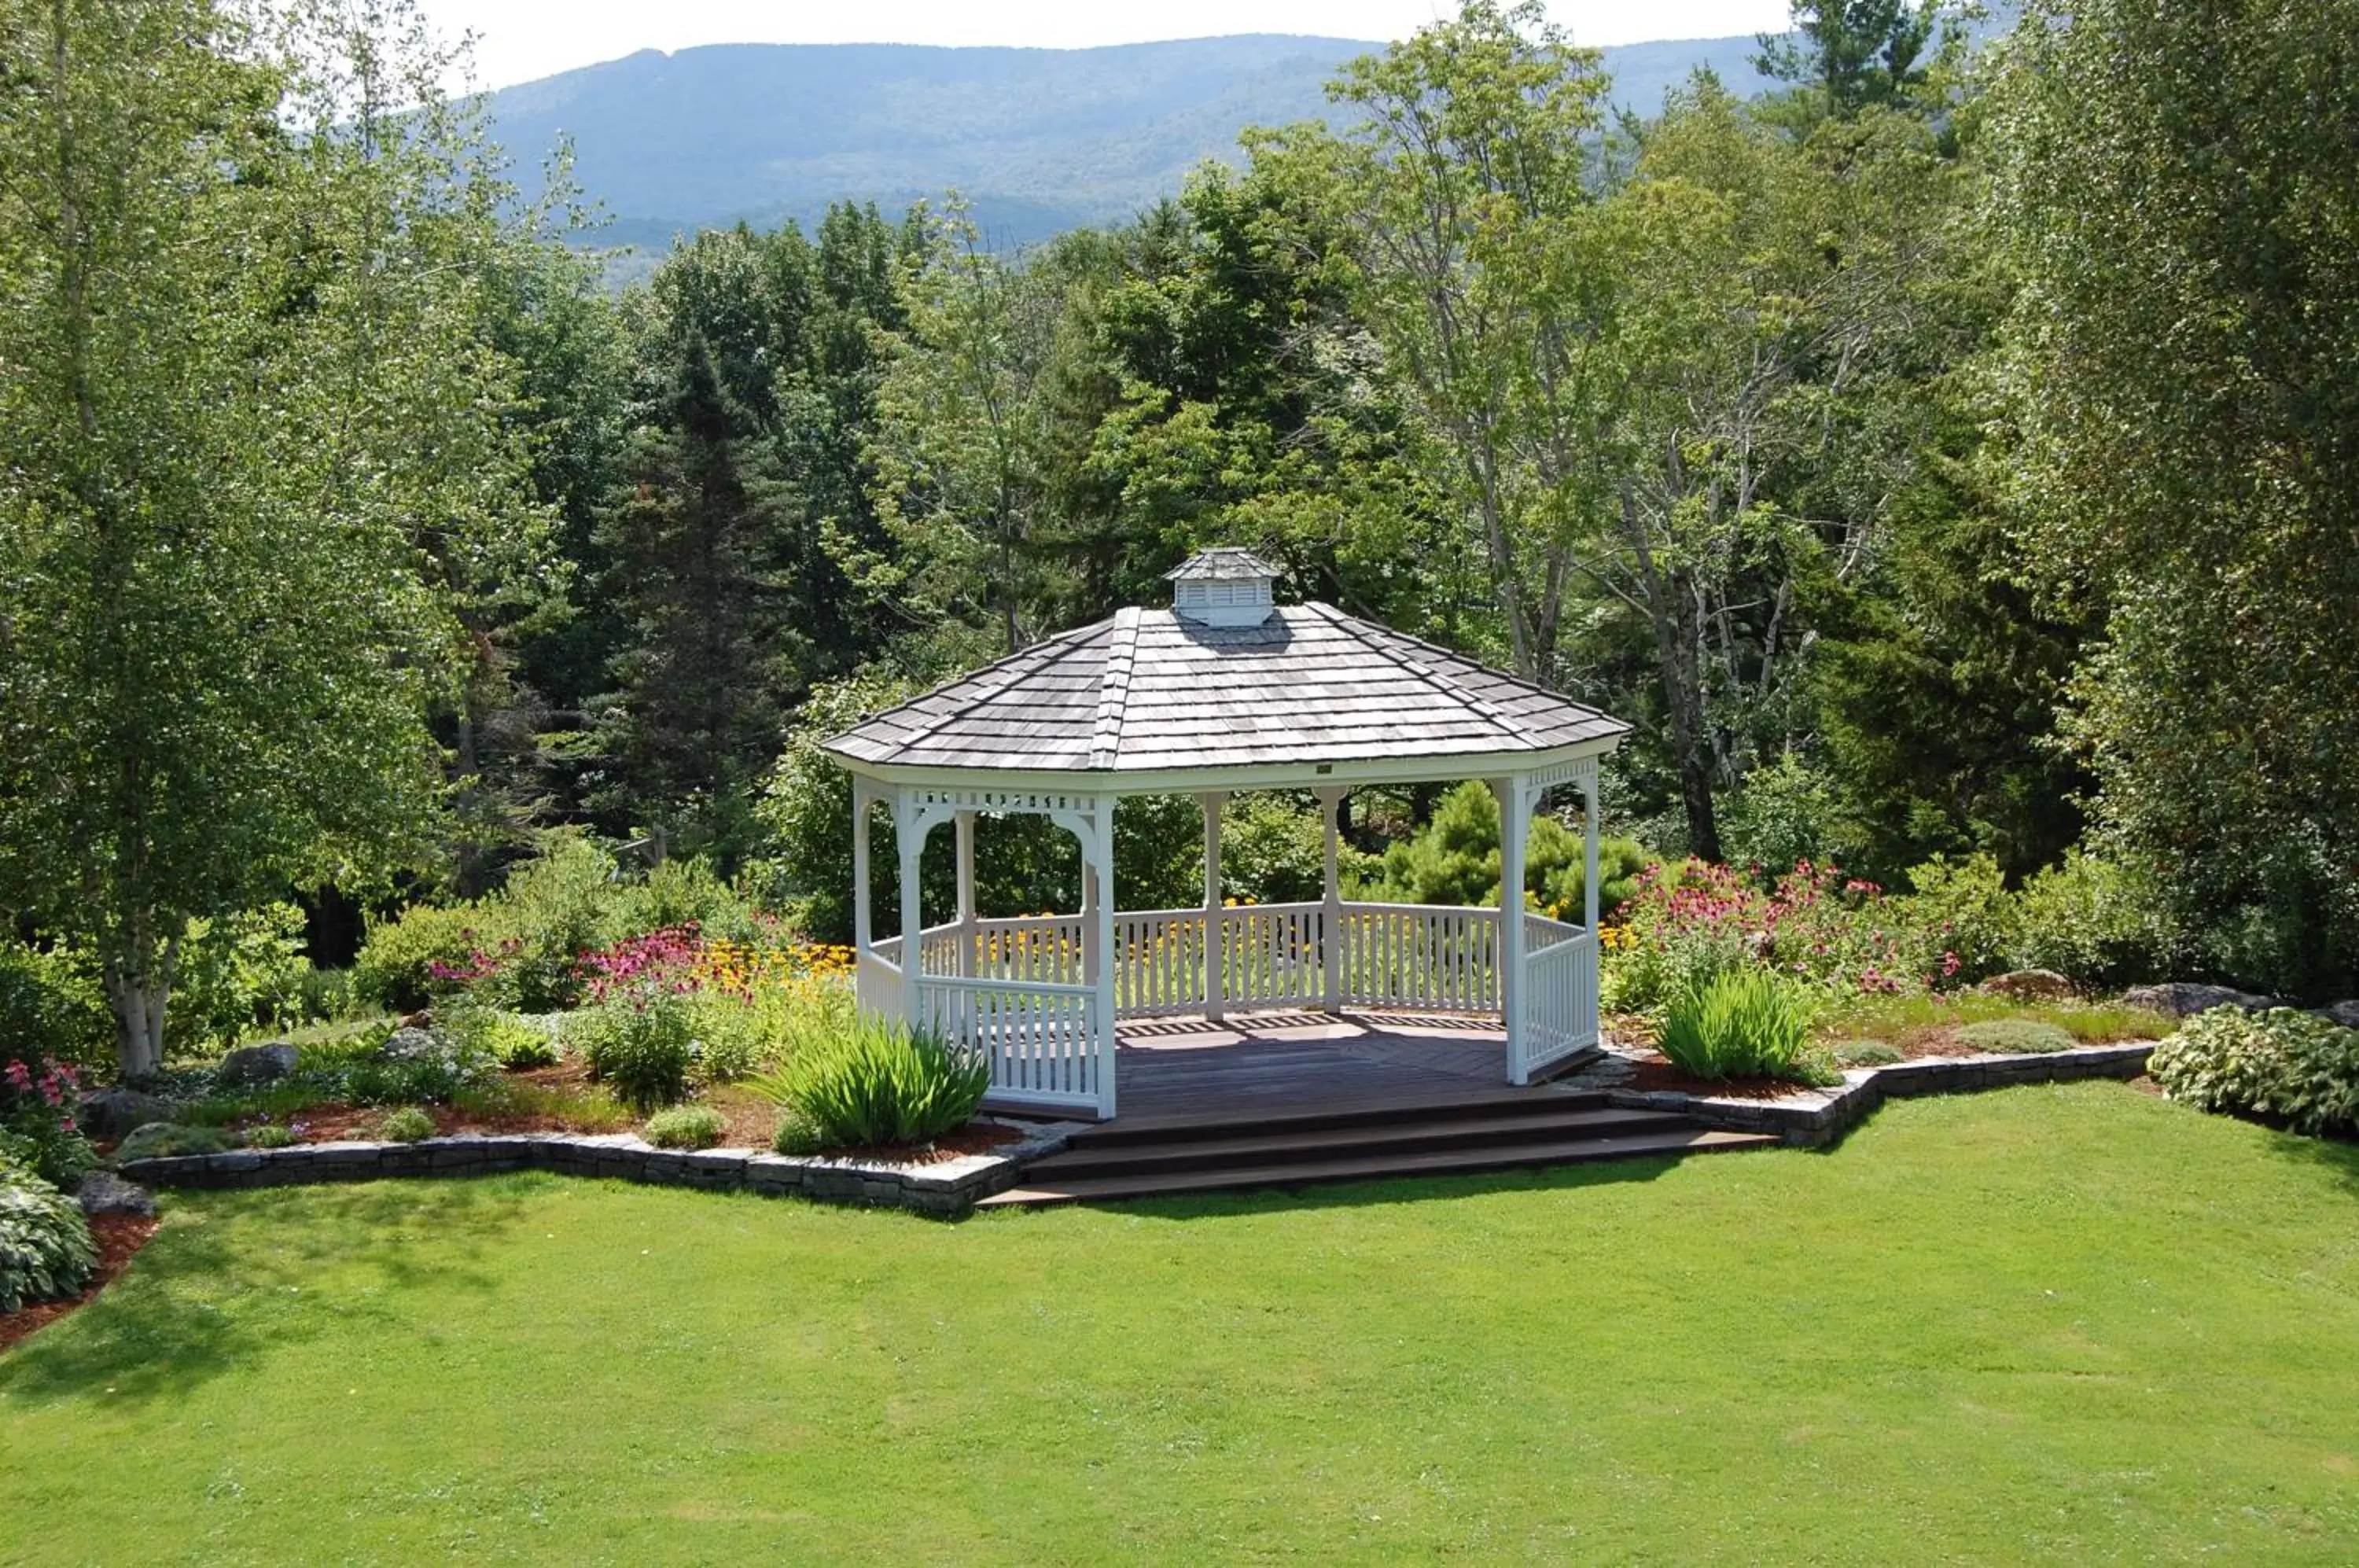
[{"x1": 425, "y1": 1, "x2": 1797, "y2": 92}]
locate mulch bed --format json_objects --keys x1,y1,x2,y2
[
  {"x1": 0, "y1": 1213, "x2": 160, "y2": 1354},
  {"x1": 823, "y1": 1122, "x2": 1025, "y2": 1166},
  {"x1": 1615, "y1": 1055, "x2": 1826, "y2": 1099}
]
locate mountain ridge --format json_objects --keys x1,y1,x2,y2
[{"x1": 486, "y1": 33, "x2": 1774, "y2": 256}]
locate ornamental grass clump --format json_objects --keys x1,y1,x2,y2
[
  {"x1": 0, "y1": 1159, "x2": 99, "y2": 1312},
  {"x1": 752, "y1": 1018, "x2": 988, "y2": 1152},
  {"x1": 1655, "y1": 970, "x2": 1822, "y2": 1083}
]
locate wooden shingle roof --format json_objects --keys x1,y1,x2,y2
[{"x1": 826, "y1": 603, "x2": 1628, "y2": 777}]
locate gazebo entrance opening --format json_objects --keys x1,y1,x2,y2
[{"x1": 829, "y1": 549, "x2": 1630, "y2": 1121}]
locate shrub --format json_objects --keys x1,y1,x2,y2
[
  {"x1": 0, "y1": 1161, "x2": 98, "y2": 1312},
  {"x1": 1897, "y1": 854, "x2": 2019, "y2": 985},
  {"x1": 377, "y1": 1106, "x2": 436, "y2": 1143},
  {"x1": 353, "y1": 903, "x2": 495, "y2": 1012},
  {"x1": 1831, "y1": 1040, "x2": 1904, "y2": 1068},
  {"x1": 114, "y1": 1122, "x2": 231, "y2": 1161},
  {"x1": 2, "y1": 1055, "x2": 100, "y2": 1189},
  {"x1": 1655, "y1": 970, "x2": 1823, "y2": 1083},
  {"x1": 771, "y1": 1112, "x2": 825, "y2": 1157},
  {"x1": 167, "y1": 902, "x2": 311, "y2": 1056},
  {"x1": 2013, "y1": 849, "x2": 2182, "y2": 988},
  {"x1": 343, "y1": 1047, "x2": 483, "y2": 1108},
  {"x1": 0, "y1": 940, "x2": 112, "y2": 1073},
  {"x1": 751, "y1": 1018, "x2": 988, "y2": 1150},
  {"x1": 1952, "y1": 1019, "x2": 2076, "y2": 1055},
  {"x1": 2150, "y1": 1007, "x2": 2359, "y2": 1139},
  {"x1": 643, "y1": 1104, "x2": 727, "y2": 1150},
  {"x1": 1361, "y1": 780, "x2": 1647, "y2": 920},
  {"x1": 575, "y1": 988, "x2": 696, "y2": 1113},
  {"x1": 244, "y1": 1123, "x2": 298, "y2": 1150},
  {"x1": 440, "y1": 1004, "x2": 561, "y2": 1070}
]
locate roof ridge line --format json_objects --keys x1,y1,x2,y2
[
  {"x1": 1301, "y1": 602, "x2": 1526, "y2": 738},
  {"x1": 867, "y1": 616, "x2": 1119, "y2": 754},
  {"x1": 1091, "y1": 608, "x2": 1141, "y2": 769},
  {"x1": 1312, "y1": 602, "x2": 1614, "y2": 723}
]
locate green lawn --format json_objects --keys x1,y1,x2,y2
[{"x1": 4, "y1": 1084, "x2": 2356, "y2": 1564}]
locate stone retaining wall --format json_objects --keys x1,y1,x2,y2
[
  {"x1": 117, "y1": 1124, "x2": 1073, "y2": 1218},
  {"x1": 1610, "y1": 1040, "x2": 2157, "y2": 1147}
]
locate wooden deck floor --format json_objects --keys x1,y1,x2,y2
[{"x1": 1101, "y1": 1010, "x2": 1562, "y2": 1124}]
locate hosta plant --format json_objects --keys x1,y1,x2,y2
[
  {"x1": 1, "y1": 1160, "x2": 99, "y2": 1312},
  {"x1": 2151, "y1": 1007, "x2": 2359, "y2": 1139}
]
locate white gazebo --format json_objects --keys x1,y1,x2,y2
[{"x1": 826, "y1": 549, "x2": 1630, "y2": 1120}]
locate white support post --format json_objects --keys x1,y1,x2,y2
[
  {"x1": 851, "y1": 781, "x2": 874, "y2": 959},
  {"x1": 1200, "y1": 791, "x2": 1227, "y2": 1022},
  {"x1": 1494, "y1": 775, "x2": 1532, "y2": 1084},
  {"x1": 1580, "y1": 769, "x2": 1601, "y2": 934},
  {"x1": 896, "y1": 787, "x2": 927, "y2": 1032},
  {"x1": 1089, "y1": 797, "x2": 1120, "y2": 1118},
  {"x1": 954, "y1": 809, "x2": 977, "y2": 977},
  {"x1": 1317, "y1": 786, "x2": 1346, "y2": 1014}
]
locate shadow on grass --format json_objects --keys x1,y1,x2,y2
[
  {"x1": 0, "y1": 1175, "x2": 544, "y2": 1408},
  {"x1": 2260, "y1": 1122, "x2": 2359, "y2": 1198}
]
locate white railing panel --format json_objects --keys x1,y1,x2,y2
[
  {"x1": 856, "y1": 948, "x2": 903, "y2": 1017},
  {"x1": 970, "y1": 914, "x2": 1085, "y2": 987},
  {"x1": 915, "y1": 975, "x2": 1101, "y2": 1110},
  {"x1": 1520, "y1": 932, "x2": 1599, "y2": 1077},
  {"x1": 1333, "y1": 902, "x2": 1502, "y2": 1014},
  {"x1": 1217, "y1": 904, "x2": 1324, "y2": 1010},
  {"x1": 1113, "y1": 908, "x2": 1213, "y2": 1018}
]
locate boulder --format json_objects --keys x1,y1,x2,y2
[
  {"x1": 77, "y1": 1169, "x2": 156, "y2": 1219},
  {"x1": 2318, "y1": 999, "x2": 2359, "y2": 1029},
  {"x1": 215, "y1": 1040, "x2": 299, "y2": 1088},
  {"x1": 373, "y1": 1027, "x2": 444, "y2": 1062},
  {"x1": 2122, "y1": 981, "x2": 2279, "y2": 1018},
  {"x1": 1980, "y1": 968, "x2": 2076, "y2": 1003},
  {"x1": 76, "y1": 1088, "x2": 178, "y2": 1139}
]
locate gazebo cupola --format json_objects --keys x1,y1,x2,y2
[
  {"x1": 1168, "y1": 546, "x2": 1281, "y2": 628},
  {"x1": 826, "y1": 547, "x2": 1631, "y2": 1120}
]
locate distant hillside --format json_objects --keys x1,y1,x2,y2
[{"x1": 486, "y1": 34, "x2": 1773, "y2": 262}]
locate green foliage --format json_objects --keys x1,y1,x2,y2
[
  {"x1": 243, "y1": 1124, "x2": 297, "y2": 1150},
  {"x1": 439, "y1": 1004, "x2": 561, "y2": 1071},
  {"x1": 1365, "y1": 782, "x2": 1646, "y2": 920},
  {"x1": 1830, "y1": 1040, "x2": 1903, "y2": 1068},
  {"x1": 1952, "y1": 1019, "x2": 2075, "y2": 1056},
  {"x1": 0, "y1": 1161, "x2": 98, "y2": 1312},
  {"x1": 1820, "y1": 990, "x2": 2175, "y2": 1049},
  {"x1": 1896, "y1": 854, "x2": 2018, "y2": 985},
  {"x1": 575, "y1": 991, "x2": 697, "y2": 1113},
  {"x1": 771, "y1": 1112, "x2": 826, "y2": 1157},
  {"x1": 1220, "y1": 794, "x2": 1339, "y2": 907},
  {"x1": 1720, "y1": 754, "x2": 1856, "y2": 880},
  {"x1": 0, "y1": 0, "x2": 557, "y2": 1079},
  {"x1": 2011, "y1": 851, "x2": 2181, "y2": 990},
  {"x1": 342, "y1": 1049, "x2": 486, "y2": 1110},
  {"x1": 1993, "y1": 0, "x2": 2359, "y2": 999},
  {"x1": 166, "y1": 903, "x2": 311, "y2": 1058},
  {"x1": 2150, "y1": 1008, "x2": 2359, "y2": 1141},
  {"x1": 375, "y1": 1107, "x2": 437, "y2": 1144},
  {"x1": 0, "y1": 941, "x2": 112, "y2": 1074},
  {"x1": 1656, "y1": 970, "x2": 1825, "y2": 1084},
  {"x1": 643, "y1": 1105, "x2": 727, "y2": 1150},
  {"x1": 750, "y1": 1018, "x2": 988, "y2": 1150},
  {"x1": 2, "y1": 1055, "x2": 99, "y2": 1190},
  {"x1": 113, "y1": 1124, "x2": 230, "y2": 1161}
]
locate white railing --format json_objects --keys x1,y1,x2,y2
[
  {"x1": 1336, "y1": 901, "x2": 1502, "y2": 1013},
  {"x1": 1519, "y1": 918, "x2": 1599, "y2": 1079},
  {"x1": 915, "y1": 974, "x2": 1101, "y2": 1111},
  {"x1": 1218, "y1": 903, "x2": 1326, "y2": 1010},
  {"x1": 1112, "y1": 908, "x2": 1214, "y2": 1017}
]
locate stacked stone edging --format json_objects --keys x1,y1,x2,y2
[
  {"x1": 1610, "y1": 1040, "x2": 2157, "y2": 1147},
  {"x1": 116, "y1": 1123, "x2": 1073, "y2": 1218}
]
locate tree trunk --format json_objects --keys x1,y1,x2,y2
[
  {"x1": 102, "y1": 929, "x2": 179, "y2": 1081},
  {"x1": 1621, "y1": 481, "x2": 1721, "y2": 861}
]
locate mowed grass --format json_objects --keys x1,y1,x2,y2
[{"x1": 4, "y1": 1084, "x2": 2357, "y2": 1565}]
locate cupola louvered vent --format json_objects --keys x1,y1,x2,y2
[{"x1": 1166, "y1": 547, "x2": 1281, "y2": 627}]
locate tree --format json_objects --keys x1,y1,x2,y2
[
  {"x1": 867, "y1": 201, "x2": 1065, "y2": 656},
  {"x1": 0, "y1": 0, "x2": 551, "y2": 1075},
  {"x1": 1756, "y1": 1, "x2": 1950, "y2": 119},
  {"x1": 1990, "y1": 0, "x2": 2359, "y2": 995}
]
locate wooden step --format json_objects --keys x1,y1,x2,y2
[
  {"x1": 1025, "y1": 1106, "x2": 1698, "y2": 1180},
  {"x1": 976, "y1": 1128, "x2": 1778, "y2": 1209},
  {"x1": 1062, "y1": 1084, "x2": 1613, "y2": 1148}
]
